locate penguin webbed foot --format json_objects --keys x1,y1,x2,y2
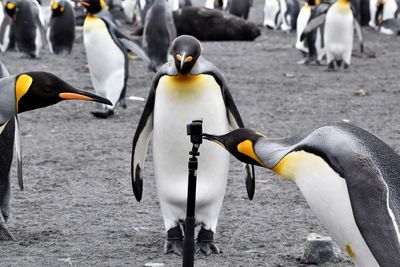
[
  {"x1": 164, "y1": 225, "x2": 183, "y2": 256},
  {"x1": 0, "y1": 223, "x2": 15, "y2": 241},
  {"x1": 91, "y1": 109, "x2": 114, "y2": 119},
  {"x1": 196, "y1": 227, "x2": 221, "y2": 256}
]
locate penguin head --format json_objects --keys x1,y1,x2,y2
[
  {"x1": 15, "y1": 72, "x2": 112, "y2": 113},
  {"x1": 203, "y1": 128, "x2": 265, "y2": 167},
  {"x1": 51, "y1": 0, "x2": 66, "y2": 16},
  {"x1": 170, "y1": 35, "x2": 202, "y2": 75},
  {"x1": 80, "y1": 0, "x2": 106, "y2": 14},
  {"x1": 5, "y1": 1, "x2": 17, "y2": 20},
  {"x1": 307, "y1": 0, "x2": 320, "y2": 6}
]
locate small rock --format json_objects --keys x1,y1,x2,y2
[
  {"x1": 355, "y1": 89, "x2": 367, "y2": 96},
  {"x1": 144, "y1": 263, "x2": 165, "y2": 267},
  {"x1": 284, "y1": 73, "x2": 295, "y2": 78},
  {"x1": 342, "y1": 119, "x2": 350, "y2": 123},
  {"x1": 300, "y1": 233, "x2": 341, "y2": 265}
]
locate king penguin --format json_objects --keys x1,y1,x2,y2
[
  {"x1": 263, "y1": 0, "x2": 281, "y2": 29},
  {"x1": 81, "y1": 0, "x2": 155, "y2": 118},
  {"x1": 228, "y1": 0, "x2": 253, "y2": 20},
  {"x1": 4, "y1": 0, "x2": 46, "y2": 58},
  {"x1": 0, "y1": 64, "x2": 111, "y2": 240},
  {"x1": 142, "y1": 0, "x2": 176, "y2": 69},
  {"x1": 131, "y1": 35, "x2": 254, "y2": 256},
  {"x1": 47, "y1": 0, "x2": 75, "y2": 55},
  {"x1": 203, "y1": 123, "x2": 400, "y2": 267}
]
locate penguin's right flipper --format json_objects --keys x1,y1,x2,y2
[
  {"x1": 119, "y1": 38, "x2": 157, "y2": 72},
  {"x1": 131, "y1": 89, "x2": 156, "y2": 201},
  {"x1": 14, "y1": 116, "x2": 23, "y2": 191},
  {"x1": 300, "y1": 14, "x2": 326, "y2": 41}
]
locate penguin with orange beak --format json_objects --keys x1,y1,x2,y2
[
  {"x1": 0, "y1": 63, "x2": 111, "y2": 240},
  {"x1": 203, "y1": 124, "x2": 400, "y2": 266}
]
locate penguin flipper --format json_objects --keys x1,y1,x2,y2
[
  {"x1": 14, "y1": 116, "x2": 23, "y2": 191},
  {"x1": 343, "y1": 153, "x2": 400, "y2": 266},
  {"x1": 300, "y1": 14, "x2": 326, "y2": 41},
  {"x1": 131, "y1": 89, "x2": 156, "y2": 201},
  {"x1": 119, "y1": 38, "x2": 156, "y2": 72},
  {"x1": 353, "y1": 19, "x2": 364, "y2": 53}
]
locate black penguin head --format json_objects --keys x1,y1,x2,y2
[
  {"x1": 169, "y1": 35, "x2": 202, "y2": 75},
  {"x1": 80, "y1": 0, "x2": 106, "y2": 14},
  {"x1": 307, "y1": 0, "x2": 320, "y2": 5},
  {"x1": 5, "y1": 1, "x2": 17, "y2": 20},
  {"x1": 203, "y1": 128, "x2": 265, "y2": 167},
  {"x1": 51, "y1": 0, "x2": 66, "y2": 16},
  {"x1": 15, "y1": 72, "x2": 112, "y2": 113}
]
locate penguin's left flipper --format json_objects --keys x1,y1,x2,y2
[
  {"x1": 353, "y1": 19, "x2": 363, "y2": 53},
  {"x1": 14, "y1": 116, "x2": 23, "y2": 191},
  {"x1": 197, "y1": 60, "x2": 256, "y2": 200},
  {"x1": 300, "y1": 14, "x2": 326, "y2": 42},
  {"x1": 343, "y1": 153, "x2": 400, "y2": 266}
]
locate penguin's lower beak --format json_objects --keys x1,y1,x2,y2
[
  {"x1": 59, "y1": 89, "x2": 112, "y2": 105},
  {"x1": 202, "y1": 133, "x2": 226, "y2": 149},
  {"x1": 80, "y1": 1, "x2": 90, "y2": 6}
]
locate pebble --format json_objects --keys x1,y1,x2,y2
[{"x1": 300, "y1": 233, "x2": 341, "y2": 264}]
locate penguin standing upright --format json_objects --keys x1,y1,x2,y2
[
  {"x1": 228, "y1": 0, "x2": 252, "y2": 20},
  {"x1": 205, "y1": 0, "x2": 227, "y2": 10},
  {"x1": 0, "y1": 64, "x2": 111, "y2": 240},
  {"x1": 369, "y1": 0, "x2": 398, "y2": 28},
  {"x1": 131, "y1": 35, "x2": 254, "y2": 256},
  {"x1": 80, "y1": 0, "x2": 154, "y2": 118},
  {"x1": 4, "y1": 0, "x2": 46, "y2": 58},
  {"x1": 263, "y1": 0, "x2": 281, "y2": 29},
  {"x1": 0, "y1": 3, "x2": 15, "y2": 53},
  {"x1": 143, "y1": 0, "x2": 176, "y2": 69},
  {"x1": 295, "y1": 0, "x2": 313, "y2": 53},
  {"x1": 280, "y1": 0, "x2": 299, "y2": 31},
  {"x1": 47, "y1": 0, "x2": 75, "y2": 55},
  {"x1": 204, "y1": 123, "x2": 400, "y2": 267}
]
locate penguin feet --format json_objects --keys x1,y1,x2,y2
[
  {"x1": 195, "y1": 227, "x2": 221, "y2": 256},
  {"x1": 343, "y1": 63, "x2": 350, "y2": 69},
  {"x1": 119, "y1": 99, "x2": 127, "y2": 109},
  {"x1": 325, "y1": 61, "x2": 336, "y2": 72},
  {"x1": 91, "y1": 109, "x2": 114, "y2": 119},
  {"x1": 0, "y1": 223, "x2": 15, "y2": 241},
  {"x1": 164, "y1": 225, "x2": 183, "y2": 256}
]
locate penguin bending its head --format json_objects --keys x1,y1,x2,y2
[
  {"x1": 131, "y1": 35, "x2": 254, "y2": 256},
  {"x1": 0, "y1": 67, "x2": 111, "y2": 241},
  {"x1": 204, "y1": 124, "x2": 400, "y2": 267}
]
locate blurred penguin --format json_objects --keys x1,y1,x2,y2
[
  {"x1": 121, "y1": 0, "x2": 139, "y2": 23},
  {"x1": 369, "y1": 0, "x2": 398, "y2": 29},
  {"x1": 296, "y1": 0, "x2": 314, "y2": 53},
  {"x1": 280, "y1": 0, "x2": 300, "y2": 31},
  {"x1": 143, "y1": 0, "x2": 176, "y2": 69},
  {"x1": 47, "y1": 0, "x2": 75, "y2": 55},
  {"x1": 228, "y1": 0, "x2": 252, "y2": 20},
  {"x1": 4, "y1": 0, "x2": 46, "y2": 58},
  {"x1": 263, "y1": 0, "x2": 281, "y2": 29},
  {"x1": 205, "y1": 0, "x2": 227, "y2": 10},
  {"x1": 0, "y1": 4, "x2": 15, "y2": 53}
]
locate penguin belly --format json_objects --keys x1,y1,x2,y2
[
  {"x1": 153, "y1": 74, "x2": 230, "y2": 232},
  {"x1": 0, "y1": 120, "x2": 14, "y2": 225},
  {"x1": 295, "y1": 5, "x2": 311, "y2": 53},
  {"x1": 324, "y1": 4, "x2": 354, "y2": 64},
  {"x1": 83, "y1": 16, "x2": 125, "y2": 108},
  {"x1": 276, "y1": 151, "x2": 379, "y2": 267},
  {"x1": 264, "y1": 0, "x2": 281, "y2": 29}
]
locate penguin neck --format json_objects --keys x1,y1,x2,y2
[
  {"x1": 0, "y1": 76, "x2": 17, "y2": 125},
  {"x1": 337, "y1": 0, "x2": 350, "y2": 7}
]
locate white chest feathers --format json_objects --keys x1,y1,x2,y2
[{"x1": 273, "y1": 151, "x2": 379, "y2": 267}]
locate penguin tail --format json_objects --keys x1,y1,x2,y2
[{"x1": 0, "y1": 223, "x2": 16, "y2": 241}]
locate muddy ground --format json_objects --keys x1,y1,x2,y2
[{"x1": 1, "y1": 0, "x2": 400, "y2": 266}]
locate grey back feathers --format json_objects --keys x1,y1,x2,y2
[{"x1": 0, "y1": 75, "x2": 16, "y2": 125}]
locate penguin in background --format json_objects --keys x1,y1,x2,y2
[
  {"x1": 47, "y1": 0, "x2": 75, "y2": 55},
  {"x1": 4, "y1": 0, "x2": 46, "y2": 58},
  {"x1": 0, "y1": 64, "x2": 111, "y2": 240},
  {"x1": 295, "y1": 0, "x2": 314, "y2": 54},
  {"x1": 300, "y1": 0, "x2": 364, "y2": 70},
  {"x1": 263, "y1": 0, "x2": 281, "y2": 29},
  {"x1": 228, "y1": 0, "x2": 252, "y2": 20},
  {"x1": 204, "y1": 123, "x2": 400, "y2": 267},
  {"x1": 80, "y1": 0, "x2": 155, "y2": 118},
  {"x1": 205, "y1": 0, "x2": 227, "y2": 10},
  {"x1": 131, "y1": 35, "x2": 255, "y2": 256},
  {"x1": 143, "y1": 0, "x2": 176, "y2": 69},
  {"x1": 280, "y1": 0, "x2": 299, "y2": 31},
  {"x1": 0, "y1": 3, "x2": 15, "y2": 53},
  {"x1": 121, "y1": 0, "x2": 138, "y2": 23},
  {"x1": 369, "y1": 0, "x2": 398, "y2": 29}
]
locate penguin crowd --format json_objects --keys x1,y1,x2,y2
[{"x1": 0, "y1": 0, "x2": 399, "y2": 266}]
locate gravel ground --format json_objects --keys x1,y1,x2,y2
[{"x1": 1, "y1": 0, "x2": 399, "y2": 266}]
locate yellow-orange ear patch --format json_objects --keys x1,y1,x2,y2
[
  {"x1": 6, "y1": 2, "x2": 15, "y2": 9},
  {"x1": 237, "y1": 140, "x2": 264, "y2": 166},
  {"x1": 100, "y1": 0, "x2": 106, "y2": 8},
  {"x1": 176, "y1": 54, "x2": 182, "y2": 61},
  {"x1": 15, "y1": 74, "x2": 33, "y2": 112},
  {"x1": 52, "y1": 1, "x2": 58, "y2": 9}
]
